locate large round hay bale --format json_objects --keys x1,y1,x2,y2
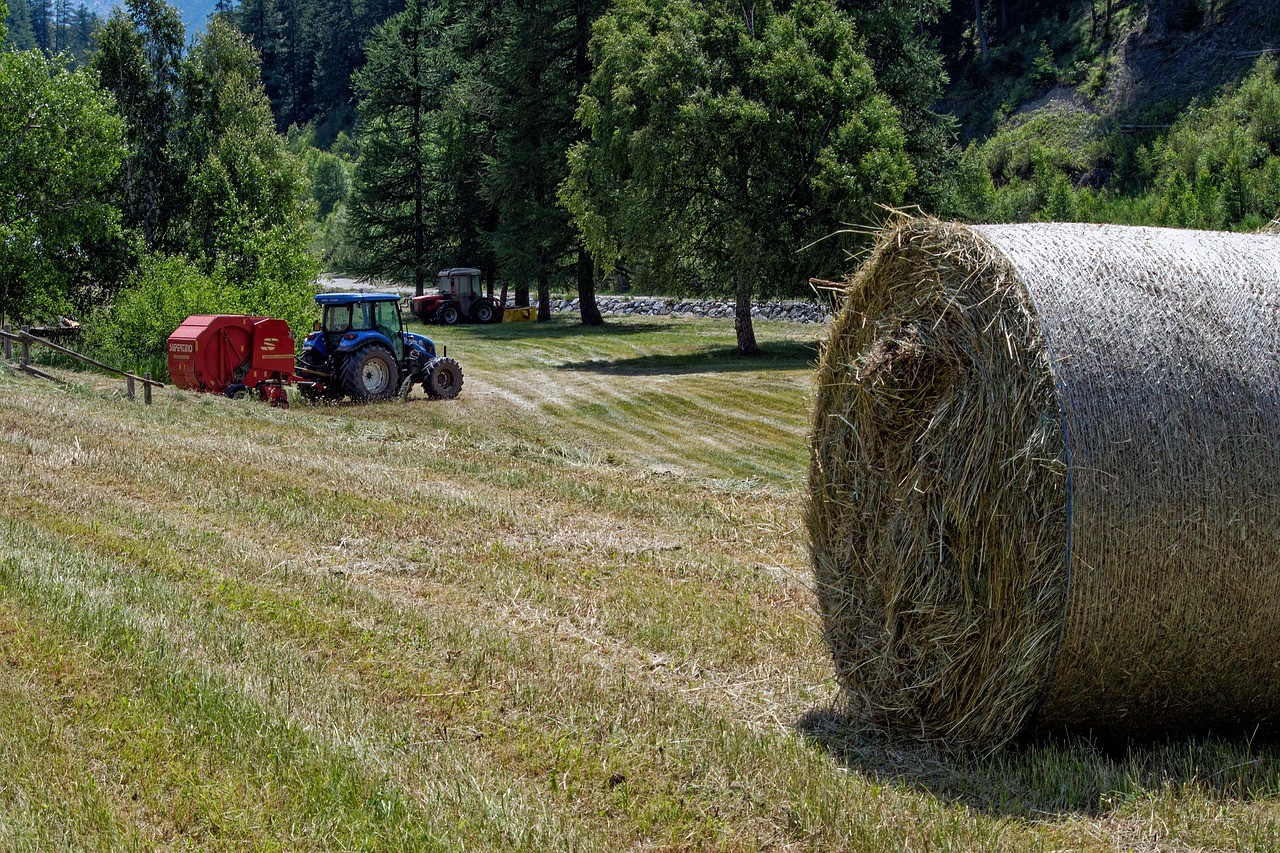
[{"x1": 808, "y1": 217, "x2": 1280, "y2": 749}]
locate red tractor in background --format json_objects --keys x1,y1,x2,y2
[{"x1": 410, "y1": 268, "x2": 501, "y2": 325}]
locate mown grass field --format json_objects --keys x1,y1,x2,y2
[{"x1": 3, "y1": 313, "x2": 1280, "y2": 850}]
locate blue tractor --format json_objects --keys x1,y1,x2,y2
[{"x1": 295, "y1": 292, "x2": 463, "y2": 402}]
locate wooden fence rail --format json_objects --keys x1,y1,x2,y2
[{"x1": 0, "y1": 323, "x2": 164, "y2": 404}]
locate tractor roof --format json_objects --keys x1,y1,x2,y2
[
  {"x1": 315, "y1": 292, "x2": 402, "y2": 305},
  {"x1": 439, "y1": 268, "x2": 482, "y2": 276}
]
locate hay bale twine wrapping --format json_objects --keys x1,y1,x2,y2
[{"x1": 808, "y1": 217, "x2": 1280, "y2": 749}]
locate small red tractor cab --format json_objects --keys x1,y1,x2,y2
[
  {"x1": 410, "y1": 268, "x2": 500, "y2": 325},
  {"x1": 167, "y1": 315, "x2": 294, "y2": 406}
]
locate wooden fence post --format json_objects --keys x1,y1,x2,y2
[
  {"x1": 20, "y1": 338, "x2": 29, "y2": 367},
  {"x1": 144, "y1": 372, "x2": 153, "y2": 406},
  {"x1": 126, "y1": 375, "x2": 135, "y2": 401}
]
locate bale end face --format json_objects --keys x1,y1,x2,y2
[{"x1": 807, "y1": 219, "x2": 1068, "y2": 748}]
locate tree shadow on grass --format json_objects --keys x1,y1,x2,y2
[
  {"x1": 559, "y1": 340, "x2": 819, "y2": 375},
  {"x1": 410, "y1": 317, "x2": 676, "y2": 341},
  {"x1": 798, "y1": 705, "x2": 1280, "y2": 819}
]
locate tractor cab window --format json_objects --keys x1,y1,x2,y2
[
  {"x1": 324, "y1": 303, "x2": 379, "y2": 334},
  {"x1": 373, "y1": 300, "x2": 402, "y2": 335},
  {"x1": 323, "y1": 304, "x2": 353, "y2": 333},
  {"x1": 373, "y1": 300, "x2": 405, "y2": 359}
]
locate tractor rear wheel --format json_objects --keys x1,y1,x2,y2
[
  {"x1": 471, "y1": 299, "x2": 496, "y2": 324},
  {"x1": 422, "y1": 357, "x2": 463, "y2": 399},
  {"x1": 342, "y1": 345, "x2": 399, "y2": 402},
  {"x1": 436, "y1": 304, "x2": 460, "y2": 326}
]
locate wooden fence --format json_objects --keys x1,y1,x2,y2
[{"x1": 0, "y1": 323, "x2": 164, "y2": 404}]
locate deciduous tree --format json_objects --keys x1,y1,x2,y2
[
  {"x1": 0, "y1": 47, "x2": 126, "y2": 321},
  {"x1": 565, "y1": 0, "x2": 911, "y2": 354}
]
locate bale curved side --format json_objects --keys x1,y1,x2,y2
[
  {"x1": 807, "y1": 219, "x2": 1069, "y2": 748},
  {"x1": 978, "y1": 223, "x2": 1280, "y2": 733}
]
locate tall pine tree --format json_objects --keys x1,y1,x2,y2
[
  {"x1": 92, "y1": 0, "x2": 186, "y2": 251},
  {"x1": 4, "y1": 0, "x2": 36, "y2": 49},
  {"x1": 346, "y1": 0, "x2": 446, "y2": 294}
]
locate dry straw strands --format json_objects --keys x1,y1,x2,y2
[{"x1": 808, "y1": 217, "x2": 1280, "y2": 749}]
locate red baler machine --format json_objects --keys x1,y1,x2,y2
[{"x1": 167, "y1": 315, "x2": 296, "y2": 405}]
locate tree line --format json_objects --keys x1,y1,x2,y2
[
  {"x1": 295, "y1": 0, "x2": 945, "y2": 353},
  {"x1": 0, "y1": 0, "x2": 315, "y2": 366},
  {"x1": 4, "y1": 0, "x2": 100, "y2": 60},
  {"x1": 2, "y1": 0, "x2": 1273, "y2": 362}
]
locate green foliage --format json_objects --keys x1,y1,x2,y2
[
  {"x1": 92, "y1": 0, "x2": 186, "y2": 251},
  {"x1": 840, "y1": 0, "x2": 960, "y2": 214},
  {"x1": 0, "y1": 48, "x2": 126, "y2": 322},
  {"x1": 565, "y1": 0, "x2": 910, "y2": 352},
  {"x1": 311, "y1": 152, "x2": 348, "y2": 218},
  {"x1": 178, "y1": 16, "x2": 318, "y2": 311},
  {"x1": 84, "y1": 3, "x2": 317, "y2": 355},
  {"x1": 1030, "y1": 41, "x2": 1057, "y2": 89},
  {"x1": 92, "y1": 253, "x2": 318, "y2": 368},
  {"x1": 968, "y1": 57, "x2": 1280, "y2": 230}
]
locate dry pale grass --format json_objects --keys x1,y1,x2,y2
[{"x1": 1, "y1": 315, "x2": 1279, "y2": 850}]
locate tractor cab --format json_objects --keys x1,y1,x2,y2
[
  {"x1": 410, "y1": 268, "x2": 499, "y2": 325},
  {"x1": 319, "y1": 293, "x2": 405, "y2": 360}
]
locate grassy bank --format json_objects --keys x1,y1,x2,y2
[{"x1": 0, "y1": 315, "x2": 1277, "y2": 850}]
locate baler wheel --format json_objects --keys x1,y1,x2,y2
[
  {"x1": 224, "y1": 383, "x2": 249, "y2": 400},
  {"x1": 342, "y1": 345, "x2": 399, "y2": 402},
  {"x1": 422, "y1": 357, "x2": 463, "y2": 400}
]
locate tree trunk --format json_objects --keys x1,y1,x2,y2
[
  {"x1": 515, "y1": 284, "x2": 529, "y2": 307},
  {"x1": 734, "y1": 260, "x2": 759, "y2": 356},
  {"x1": 973, "y1": 0, "x2": 989, "y2": 62},
  {"x1": 500, "y1": 283, "x2": 509, "y2": 307},
  {"x1": 536, "y1": 272, "x2": 551, "y2": 322},
  {"x1": 576, "y1": 247, "x2": 603, "y2": 326}
]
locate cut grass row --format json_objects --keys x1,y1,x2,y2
[{"x1": 0, "y1": 315, "x2": 1277, "y2": 850}]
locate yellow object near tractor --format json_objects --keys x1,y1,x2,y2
[{"x1": 502, "y1": 307, "x2": 537, "y2": 323}]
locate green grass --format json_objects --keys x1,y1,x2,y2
[{"x1": 0, "y1": 314, "x2": 1278, "y2": 849}]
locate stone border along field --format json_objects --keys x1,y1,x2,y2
[
  {"x1": 547, "y1": 296, "x2": 832, "y2": 324},
  {"x1": 319, "y1": 275, "x2": 832, "y2": 324},
  {"x1": 1, "y1": 313, "x2": 1279, "y2": 850}
]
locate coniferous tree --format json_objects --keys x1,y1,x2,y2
[
  {"x1": 177, "y1": 17, "x2": 317, "y2": 299},
  {"x1": 28, "y1": 0, "x2": 49, "y2": 51},
  {"x1": 460, "y1": 0, "x2": 605, "y2": 321},
  {"x1": 346, "y1": 0, "x2": 444, "y2": 294},
  {"x1": 71, "y1": 4, "x2": 96, "y2": 62},
  {"x1": 52, "y1": 0, "x2": 69, "y2": 52},
  {"x1": 92, "y1": 0, "x2": 186, "y2": 251},
  {"x1": 4, "y1": 0, "x2": 36, "y2": 49},
  {"x1": 310, "y1": 0, "x2": 360, "y2": 144}
]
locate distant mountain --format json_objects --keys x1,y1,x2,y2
[{"x1": 85, "y1": 0, "x2": 218, "y2": 31}]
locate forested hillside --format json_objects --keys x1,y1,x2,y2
[{"x1": 3, "y1": 0, "x2": 1279, "y2": 358}]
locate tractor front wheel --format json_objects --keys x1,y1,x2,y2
[
  {"x1": 422, "y1": 357, "x2": 464, "y2": 400},
  {"x1": 436, "y1": 304, "x2": 460, "y2": 326},
  {"x1": 342, "y1": 345, "x2": 399, "y2": 402}
]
